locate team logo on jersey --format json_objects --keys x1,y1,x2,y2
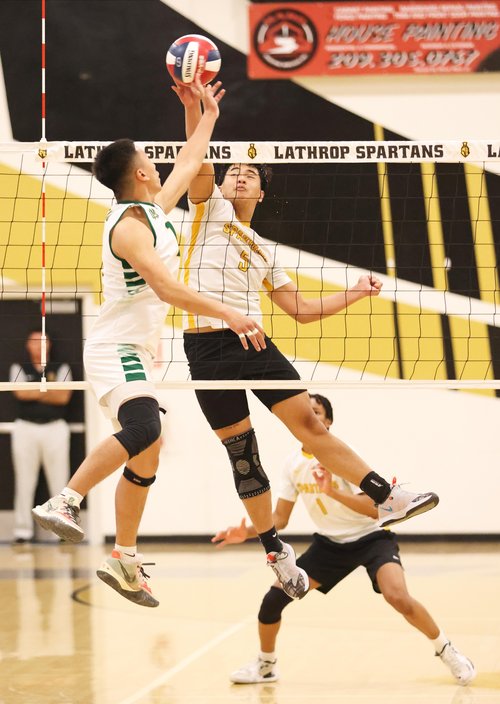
[
  {"x1": 253, "y1": 8, "x2": 317, "y2": 71},
  {"x1": 148, "y1": 207, "x2": 159, "y2": 219},
  {"x1": 461, "y1": 141, "x2": 470, "y2": 158}
]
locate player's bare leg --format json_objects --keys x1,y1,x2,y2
[
  {"x1": 215, "y1": 418, "x2": 308, "y2": 599},
  {"x1": 377, "y1": 563, "x2": 475, "y2": 685},
  {"x1": 32, "y1": 436, "x2": 129, "y2": 542},
  {"x1": 377, "y1": 562, "x2": 440, "y2": 637},
  {"x1": 96, "y1": 439, "x2": 161, "y2": 608},
  {"x1": 215, "y1": 418, "x2": 275, "y2": 533},
  {"x1": 272, "y1": 392, "x2": 438, "y2": 526},
  {"x1": 231, "y1": 578, "x2": 320, "y2": 684}
]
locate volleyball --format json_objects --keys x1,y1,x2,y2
[{"x1": 166, "y1": 34, "x2": 221, "y2": 85}]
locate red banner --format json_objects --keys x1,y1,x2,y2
[{"x1": 248, "y1": 1, "x2": 500, "y2": 77}]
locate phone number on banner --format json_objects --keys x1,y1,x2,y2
[{"x1": 329, "y1": 49, "x2": 480, "y2": 70}]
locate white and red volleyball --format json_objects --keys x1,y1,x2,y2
[{"x1": 166, "y1": 34, "x2": 221, "y2": 85}]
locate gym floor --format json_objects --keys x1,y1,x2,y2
[{"x1": 0, "y1": 541, "x2": 499, "y2": 704}]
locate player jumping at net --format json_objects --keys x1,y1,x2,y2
[
  {"x1": 174, "y1": 84, "x2": 439, "y2": 600},
  {"x1": 32, "y1": 76, "x2": 271, "y2": 607},
  {"x1": 212, "y1": 394, "x2": 475, "y2": 687}
]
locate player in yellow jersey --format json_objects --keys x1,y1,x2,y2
[
  {"x1": 33, "y1": 76, "x2": 266, "y2": 607},
  {"x1": 213, "y1": 394, "x2": 475, "y2": 687},
  {"x1": 174, "y1": 85, "x2": 439, "y2": 601}
]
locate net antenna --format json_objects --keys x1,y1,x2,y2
[{"x1": 39, "y1": 0, "x2": 48, "y2": 388}]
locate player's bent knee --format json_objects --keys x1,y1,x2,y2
[
  {"x1": 222, "y1": 428, "x2": 270, "y2": 499},
  {"x1": 258, "y1": 586, "x2": 294, "y2": 624},
  {"x1": 114, "y1": 396, "x2": 162, "y2": 459},
  {"x1": 383, "y1": 590, "x2": 411, "y2": 614}
]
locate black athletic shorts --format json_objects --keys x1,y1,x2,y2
[
  {"x1": 183, "y1": 329, "x2": 303, "y2": 430},
  {"x1": 296, "y1": 530, "x2": 402, "y2": 595}
]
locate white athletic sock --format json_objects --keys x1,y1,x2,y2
[
  {"x1": 259, "y1": 650, "x2": 276, "y2": 663},
  {"x1": 431, "y1": 629, "x2": 449, "y2": 654},
  {"x1": 115, "y1": 544, "x2": 137, "y2": 562},
  {"x1": 60, "y1": 487, "x2": 83, "y2": 505}
]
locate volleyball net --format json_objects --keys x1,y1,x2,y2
[{"x1": 1, "y1": 138, "x2": 500, "y2": 393}]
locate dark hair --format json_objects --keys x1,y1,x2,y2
[
  {"x1": 217, "y1": 163, "x2": 272, "y2": 192},
  {"x1": 23, "y1": 328, "x2": 54, "y2": 362},
  {"x1": 309, "y1": 393, "x2": 334, "y2": 422},
  {"x1": 92, "y1": 138, "x2": 138, "y2": 199},
  {"x1": 26, "y1": 327, "x2": 52, "y2": 342}
]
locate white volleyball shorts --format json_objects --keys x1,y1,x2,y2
[{"x1": 84, "y1": 342, "x2": 158, "y2": 421}]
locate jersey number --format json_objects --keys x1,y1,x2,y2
[{"x1": 238, "y1": 251, "x2": 250, "y2": 272}]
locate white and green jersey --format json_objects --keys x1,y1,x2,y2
[
  {"x1": 87, "y1": 201, "x2": 178, "y2": 356},
  {"x1": 180, "y1": 186, "x2": 291, "y2": 330}
]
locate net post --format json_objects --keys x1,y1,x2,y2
[{"x1": 39, "y1": 0, "x2": 47, "y2": 389}]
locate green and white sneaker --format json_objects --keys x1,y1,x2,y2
[
  {"x1": 32, "y1": 495, "x2": 84, "y2": 542},
  {"x1": 96, "y1": 551, "x2": 159, "y2": 608}
]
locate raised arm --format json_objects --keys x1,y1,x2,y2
[
  {"x1": 268, "y1": 274, "x2": 383, "y2": 325},
  {"x1": 155, "y1": 76, "x2": 222, "y2": 213},
  {"x1": 111, "y1": 211, "x2": 265, "y2": 350},
  {"x1": 171, "y1": 81, "x2": 215, "y2": 204}
]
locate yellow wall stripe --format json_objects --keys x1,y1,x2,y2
[
  {"x1": 421, "y1": 163, "x2": 448, "y2": 293},
  {"x1": 464, "y1": 164, "x2": 500, "y2": 306},
  {"x1": 448, "y1": 316, "x2": 495, "y2": 397},
  {"x1": 396, "y1": 303, "x2": 447, "y2": 380},
  {"x1": 422, "y1": 162, "x2": 494, "y2": 394},
  {"x1": 374, "y1": 124, "x2": 396, "y2": 277}
]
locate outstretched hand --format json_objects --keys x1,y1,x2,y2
[
  {"x1": 171, "y1": 72, "x2": 225, "y2": 117},
  {"x1": 171, "y1": 81, "x2": 199, "y2": 109},
  {"x1": 198, "y1": 76, "x2": 225, "y2": 117},
  {"x1": 211, "y1": 517, "x2": 248, "y2": 548}
]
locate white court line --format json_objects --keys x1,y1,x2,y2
[{"x1": 117, "y1": 616, "x2": 253, "y2": 704}]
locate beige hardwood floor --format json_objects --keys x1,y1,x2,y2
[{"x1": 0, "y1": 541, "x2": 499, "y2": 704}]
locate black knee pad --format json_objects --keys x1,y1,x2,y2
[
  {"x1": 114, "y1": 396, "x2": 161, "y2": 459},
  {"x1": 258, "y1": 586, "x2": 293, "y2": 624},
  {"x1": 222, "y1": 428, "x2": 270, "y2": 499}
]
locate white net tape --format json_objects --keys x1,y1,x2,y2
[{"x1": 2, "y1": 138, "x2": 500, "y2": 164}]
